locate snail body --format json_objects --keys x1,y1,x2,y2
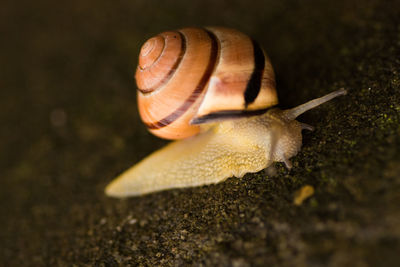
[{"x1": 105, "y1": 27, "x2": 346, "y2": 197}]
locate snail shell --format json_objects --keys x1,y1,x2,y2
[{"x1": 135, "y1": 27, "x2": 278, "y2": 139}]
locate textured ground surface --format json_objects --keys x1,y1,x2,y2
[{"x1": 1, "y1": 0, "x2": 399, "y2": 266}]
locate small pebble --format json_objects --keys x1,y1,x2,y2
[{"x1": 293, "y1": 185, "x2": 315, "y2": 206}]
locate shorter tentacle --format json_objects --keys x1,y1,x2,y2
[
  {"x1": 300, "y1": 123, "x2": 314, "y2": 131},
  {"x1": 282, "y1": 157, "x2": 293, "y2": 169}
]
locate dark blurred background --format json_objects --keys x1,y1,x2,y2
[{"x1": 1, "y1": 0, "x2": 399, "y2": 266}]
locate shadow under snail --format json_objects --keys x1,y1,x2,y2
[{"x1": 105, "y1": 27, "x2": 346, "y2": 198}]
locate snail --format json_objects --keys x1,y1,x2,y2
[{"x1": 105, "y1": 27, "x2": 346, "y2": 198}]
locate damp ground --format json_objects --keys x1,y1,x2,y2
[{"x1": 1, "y1": 0, "x2": 399, "y2": 266}]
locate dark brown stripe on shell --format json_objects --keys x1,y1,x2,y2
[
  {"x1": 190, "y1": 108, "x2": 270, "y2": 125},
  {"x1": 145, "y1": 29, "x2": 219, "y2": 129},
  {"x1": 138, "y1": 31, "x2": 186, "y2": 94},
  {"x1": 244, "y1": 39, "x2": 265, "y2": 108}
]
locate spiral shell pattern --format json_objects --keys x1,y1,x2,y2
[{"x1": 135, "y1": 27, "x2": 278, "y2": 140}]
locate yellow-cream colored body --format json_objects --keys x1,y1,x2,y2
[
  {"x1": 106, "y1": 110, "x2": 300, "y2": 197},
  {"x1": 105, "y1": 88, "x2": 346, "y2": 197}
]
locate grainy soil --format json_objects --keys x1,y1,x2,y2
[{"x1": 1, "y1": 0, "x2": 399, "y2": 266}]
